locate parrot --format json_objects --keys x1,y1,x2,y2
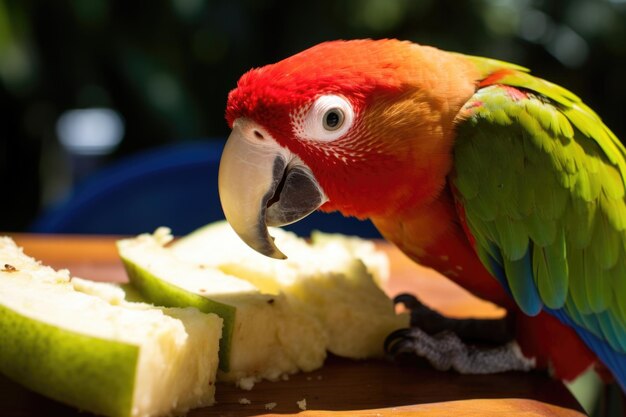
[{"x1": 217, "y1": 38, "x2": 626, "y2": 390}]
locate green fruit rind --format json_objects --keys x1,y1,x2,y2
[
  {"x1": 0, "y1": 237, "x2": 222, "y2": 417},
  {"x1": 120, "y1": 256, "x2": 236, "y2": 371},
  {"x1": 0, "y1": 302, "x2": 138, "y2": 417}
]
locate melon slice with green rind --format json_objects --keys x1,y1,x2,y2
[
  {"x1": 117, "y1": 229, "x2": 328, "y2": 384},
  {"x1": 0, "y1": 237, "x2": 221, "y2": 417}
]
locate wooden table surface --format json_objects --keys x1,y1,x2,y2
[{"x1": 2, "y1": 233, "x2": 586, "y2": 417}]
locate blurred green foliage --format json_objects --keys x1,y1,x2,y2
[{"x1": 1, "y1": 0, "x2": 626, "y2": 231}]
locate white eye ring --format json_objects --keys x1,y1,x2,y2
[{"x1": 297, "y1": 95, "x2": 354, "y2": 142}]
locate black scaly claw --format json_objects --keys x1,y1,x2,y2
[{"x1": 384, "y1": 328, "x2": 414, "y2": 356}]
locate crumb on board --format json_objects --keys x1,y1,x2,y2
[
  {"x1": 306, "y1": 376, "x2": 312, "y2": 381},
  {"x1": 297, "y1": 398, "x2": 307, "y2": 411},
  {"x1": 237, "y1": 377, "x2": 256, "y2": 391},
  {"x1": 317, "y1": 375, "x2": 323, "y2": 380},
  {"x1": 238, "y1": 398, "x2": 251, "y2": 405},
  {"x1": 264, "y1": 402, "x2": 277, "y2": 410}
]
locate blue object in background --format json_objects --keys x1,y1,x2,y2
[{"x1": 31, "y1": 141, "x2": 381, "y2": 238}]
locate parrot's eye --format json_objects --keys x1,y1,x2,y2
[
  {"x1": 294, "y1": 95, "x2": 354, "y2": 143},
  {"x1": 323, "y1": 109, "x2": 344, "y2": 131}
]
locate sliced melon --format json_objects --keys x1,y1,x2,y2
[
  {"x1": 117, "y1": 229, "x2": 328, "y2": 385},
  {"x1": 170, "y1": 221, "x2": 409, "y2": 358},
  {"x1": 171, "y1": 221, "x2": 389, "y2": 292},
  {"x1": 0, "y1": 237, "x2": 221, "y2": 417}
]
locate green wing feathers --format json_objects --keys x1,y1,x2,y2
[{"x1": 452, "y1": 64, "x2": 626, "y2": 353}]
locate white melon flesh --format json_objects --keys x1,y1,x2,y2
[
  {"x1": 117, "y1": 229, "x2": 328, "y2": 385},
  {"x1": 171, "y1": 221, "x2": 409, "y2": 359},
  {"x1": 172, "y1": 221, "x2": 390, "y2": 291},
  {"x1": 0, "y1": 237, "x2": 222, "y2": 417}
]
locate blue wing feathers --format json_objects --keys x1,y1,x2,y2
[
  {"x1": 490, "y1": 240, "x2": 626, "y2": 386},
  {"x1": 503, "y1": 250, "x2": 543, "y2": 316},
  {"x1": 481, "y1": 242, "x2": 543, "y2": 316}
]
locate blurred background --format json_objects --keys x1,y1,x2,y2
[{"x1": 2, "y1": 0, "x2": 626, "y2": 234}]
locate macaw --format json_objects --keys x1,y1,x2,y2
[{"x1": 218, "y1": 39, "x2": 626, "y2": 390}]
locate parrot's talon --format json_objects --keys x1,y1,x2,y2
[
  {"x1": 393, "y1": 293, "x2": 423, "y2": 309},
  {"x1": 384, "y1": 328, "x2": 413, "y2": 355}
]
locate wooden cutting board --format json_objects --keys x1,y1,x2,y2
[{"x1": 2, "y1": 234, "x2": 586, "y2": 417}]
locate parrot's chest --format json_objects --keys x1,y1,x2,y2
[
  {"x1": 372, "y1": 195, "x2": 514, "y2": 309},
  {"x1": 411, "y1": 231, "x2": 513, "y2": 309}
]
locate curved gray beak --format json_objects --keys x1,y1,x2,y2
[{"x1": 218, "y1": 118, "x2": 327, "y2": 259}]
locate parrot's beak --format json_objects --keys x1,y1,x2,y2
[{"x1": 218, "y1": 118, "x2": 327, "y2": 259}]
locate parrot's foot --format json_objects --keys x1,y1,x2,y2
[
  {"x1": 385, "y1": 293, "x2": 535, "y2": 374},
  {"x1": 385, "y1": 326, "x2": 535, "y2": 374}
]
